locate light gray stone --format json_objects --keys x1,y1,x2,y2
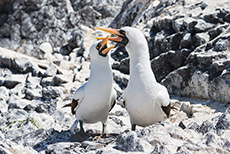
[
  {"x1": 0, "y1": 74, "x2": 26, "y2": 89},
  {"x1": 114, "y1": 130, "x2": 144, "y2": 152}
]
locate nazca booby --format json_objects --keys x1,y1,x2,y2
[
  {"x1": 96, "y1": 27, "x2": 171, "y2": 131},
  {"x1": 64, "y1": 36, "x2": 117, "y2": 135}
]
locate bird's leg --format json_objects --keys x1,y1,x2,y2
[
  {"x1": 71, "y1": 120, "x2": 89, "y2": 142},
  {"x1": 102, "y1": 122, "x2": 107, "y2": 137},
  {"x1": 79, "y1": 120, "x2": 85, "y2": 133},
  {"x1": 70, "y1": 119, "x2": 79, "y2": 134},
  {"x1": 92, "y1": 122, "x2": 107, "y2": 141},
  {"x1": 131, "y1": 124, "x2": 136, "y2": 131}
]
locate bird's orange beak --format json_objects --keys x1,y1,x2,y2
[
  {"x1": 96, "y1": 27, "x2": 129, "y2": 47},
  {"x1": 99, "y1": 35, "x2": 115, "y2": 54},
  {"x1": 95, "y1": 27, "x2": 125, "y2": 37},
  {"x1": 95, "y1": 36, "x2": 123, "y2": 43}
]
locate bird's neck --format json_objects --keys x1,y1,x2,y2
[
  {"x1": 90, "y1": 58, "x2": 112, "y2": 76},
  {"x1": 127, "y1": 45, "x2": 157, "y2": 83}
]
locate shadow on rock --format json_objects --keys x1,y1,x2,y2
[
  {"x1": 32, "y1": 129, "x2": 72, "y2": 152},
  {"x1": 13, "y1": 128, "x2": 119, "y2": 152},
  {"x1": 71, "y1": 131, "x2": 119, "y2": 142},
  {"x1": 11, "y1": 128, "x2": 72, "y2": 152}
]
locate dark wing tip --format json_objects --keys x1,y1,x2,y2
[
  {"x1": 123, "y1": 100, "x2": 126, "y2": 108},
  {"x1": 62, "y1": 103, "x2": 71, "y2": 108},
  {"x1": 71, "y1": 99, "x2": 79, "y2": 115},
  {"x1": 161, "y1": 103, "x2": 171, "y2": 118},
  {"x1": 109, "y1": 99, "x2": 116, "y2": 112}
]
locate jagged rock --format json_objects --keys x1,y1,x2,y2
[
  {"x1": 170, "y1": 32, "x2": 183, "y2": 50},
  {"x1": 180, "y1": 33, "x2": 192, "y2": 49},
  {"x1": 0, "y1": 86, "x2": 9, "y2": 101},
  {"x1": 9, "y1": 83, "x2": 25, "y2": 99},
  {"x1": 113, "y1": 70, "x2": 129, "y2": 90},
  {"x1": 215, "y1": 107, "x2": 230, "y2": 131},
  {"x1": 111, "y1": 46, "x2": 128, "y2": 62},
  {"x1": 40, "y1": 77, "x2": 53, "y2": 87},
  {"x1": 110, "y1": 0, "x2": 153, "y2": 28},
  {"x1": 208, "y1": 24, "x2": 227, "y2": 40},
  {"x1": 186, "y1": 122, "x2": 200, "y2": 132},
  {"x1": 199, "y1": 120, "x2": 215, "y2": 135},
  {"x1": 191, "y1": 33, "x2": 210, "y2": 49},
  {"x1": 25, "y1": 74, "x2": 41, "y2": 89},
  {"x1": 23, "y1": 75, "x2": 42, "y2": 100},
  {"x1": 0, "y1": 0, "x2": 114, "y2": 58},
  {"x1": 180, "y1": 101, "x2": 193, "y2": 118},
  {"x1": 151, "y1": 143, "x2": 170, "y2": 154},
  {"x1": 114, "y1": 130, "x2": 144, "y2": 152},
  {"x1": 0, "y1": 74, "x2": 26, "y2": 89},
  {"x1": 0, "y1": 100, "x2": 8, "y2": 113},
  {"x1": 151, "y1": 50, "x2": 186, "y2": 82},
  {"x1": 59, "y1": 26, "x2": 85, "y2": 55},
  {"x1": 21, "y1": 12, "x2": 36, "y2": 38},
  {"x1": 0, "y1": 143, "x2": 38, "y2": 154},
  {"x1": 42, "y1": 86, "x2": 63, "y2": 100},
  {"x1": 153, "y1": 16, "x2": 175, "y2": 34},
  {"x1": 52, "y1": 74, "x2": 73, "y2": 86},
  {"x1": 38, "y1": 42, "x2": 53, "y2": 60},
  {"x1": 195, "y1": 20, "x2": 213, "y2": 32},
  {"x1": 172, "y1": 17, "x2": 185, "y2": 32},
  {"x1": 46, "y1": 142, "x2": 84, "y2": 154},
  {"x1": 0, "y1": 47, "x2": 63, "y2": 77},
  {"x1": 35, "y1": 100, "x2": 57, "y2": 115},
  {"x1": 67, "y1": 27, "x2": 84, "y2": 49},
  {"x1": 45, "y1": 63, "x2": 58, "y2": 77},
  {"x1": 13, "y1": 57, "x2": 34, "y2": 73},
  {"x1": 70, "y1": 0, "x2": 123, "y2": 19},
  {"x1": 204, "y1": 10, "x2": 225, "y2": 24},
  {"x1": 33, "y1": 129, "x2": 72, "y2": 152},
  {"x1": 112, "y1": 58, "x2": 130, "y2": 75},
  {"x1": 213, "y1": 38, "x2": 230, "y2": 52},
  {"x1": 77, "y1": 6, "x2": 101, "y2": 28},
  {"x1": 0, "y1": 68, "x2": 12, "y2": 77},
  {"x1": 24, "y1": 88, "x2": 41, "y2": 100},
  {"x1": 7, "y1": 95, "x2": 37, "y2": 110}
]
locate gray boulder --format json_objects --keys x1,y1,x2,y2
[{"x1": 114, "y1": 130, "x2": 144, "y2": 152}]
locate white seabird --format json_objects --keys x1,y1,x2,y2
[
  {"x1": 96, "y1": 27, "x2": 171, "y2": 131},
  {"x1": 64, "y1": 36, "x2": 117, "y2": 135}
]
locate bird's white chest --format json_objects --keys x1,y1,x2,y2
[
  {"x1": 124, "y1": 68, "x2": 166, "y2": 126},
  {"x1": 76, "y1": 77, "x2": 113, "y2": 123}
]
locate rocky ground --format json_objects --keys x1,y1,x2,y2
[{"x1": 0, "y1": 0, "x2": 230, "y2": 154}]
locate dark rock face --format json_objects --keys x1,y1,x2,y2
[
  {"x1": 109, "y1": 0, "x2": 230, "y2": 103},
  {"x1": 0, "y1": 0, "x2": 123, "y2": 58}
]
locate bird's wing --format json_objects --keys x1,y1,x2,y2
[
  {"x1": 62, "y1": 83, "x2": 85, "y2": 114},
  {"x1": 71, "y1": 83, "x2": 86, "y2": 114},
  {"x1": 156, "y1": 85, "x2": 171, "y2": 117},
  {"x1": 109, "y1": 87, "x2": 117, "y2": 111}
]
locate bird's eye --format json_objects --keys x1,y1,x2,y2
[
  {"x1": 119, "y1": 30, "x2": 126, "y2": 35},
  {"x1": 96, "y1": 46, "x2": 99, "y2": 49}
]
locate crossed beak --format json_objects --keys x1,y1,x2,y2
[
  {"x1": 99, "y1": 35, "x2": 115, "y2": 55},
  {"x1": 95, "y1": 27, "x2": 124, "y2": 37},
  {"x1": 95, "y1": 27, "x2": 124, "y2": 43}
]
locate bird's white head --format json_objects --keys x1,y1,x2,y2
[
  {"x1": 95, "y1": 27, "x2": 148, "y2": 57},
  {"x1": 120, "y1": 27, "x2": 146, "y2": 45},
  {"x1": 89, "y1": 35, "x2": 115, "y2": 61}
]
